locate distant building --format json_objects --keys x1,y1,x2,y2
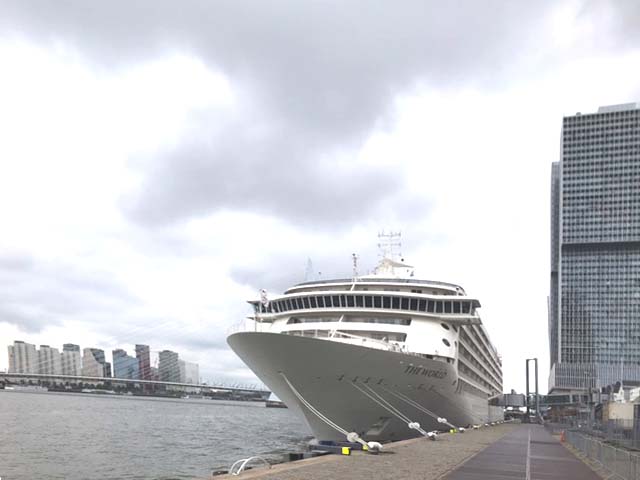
[
  {"x1": 61, "y1": 344, "x2": 82, "y2": 376},
  {"x1": 549, "y1": 102, "x2": 640, "y2": 392},
  {"x1": 7, "y1": 340, "x2": 38, "y2": 374},
  {"x1": 82, "y1": 348, "x2": 110, "y2": 378},
  {"x1": 135, "y1": 344, "x2": 151, "y2": 381},
  {"x1": 112, "y1": 349, "x2": 140, "y2": 379},
  {"x1": 158, "y1": 350, "x2": 180, "y2": 382},
  {"x1": 178, "y1": 360, "x2": 199, "y2": 384},
  {"x1": 37, "y1": 345, "x2": 62, "y2": 375}
]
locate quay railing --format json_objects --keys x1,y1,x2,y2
[{"x1": 565, "y1": 430, "x2": 640, "y2": 480}]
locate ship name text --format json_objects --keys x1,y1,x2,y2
[{"x1": 404, "y1": 365, "x2": 447, "y2": 379}]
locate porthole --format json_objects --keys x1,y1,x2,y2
[
  {"x1": 441, "y1": 323, "x2": 450, "y2": 330},
  {"x1": 442, "y1": 338, "x2": 451, "y2": 347}
]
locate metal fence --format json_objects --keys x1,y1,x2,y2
[
  {"x1": 545, "y1": 417, "x2": 640, "y2": 449},
  {"x1": 565, "y1": 430, "x2": 640, "y2": 480}
]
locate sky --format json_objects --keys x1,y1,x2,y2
[{"x1": 1, "y1": 0, "x2": 639, "y2": 391}]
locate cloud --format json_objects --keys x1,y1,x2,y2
[
  {"x1": 0, "y1": 0, "x2": 561, "y2": 228},
  {"x1": 0, "y1": 254, "x2": 140, "y2": 333}
]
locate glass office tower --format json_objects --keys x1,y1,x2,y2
[{"x1": 549, "y1": 103, "x2": 640, "y2": 392}]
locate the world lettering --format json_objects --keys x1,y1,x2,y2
[{"x1": 404, "y1": 365, "x2": 447, "y2": 379}]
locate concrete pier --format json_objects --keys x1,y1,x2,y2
[{"x1": 215, "y1": 424, "x2": 602, "y2": 479}]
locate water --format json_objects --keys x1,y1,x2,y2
[{"x1": 0, "y1": 390, "x2": 311, "y2": 480}]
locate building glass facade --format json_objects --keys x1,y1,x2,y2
[
  {"x1": 158, "y1": 350, "x2": 180, "y2": 383},
  {"x1": 550, "y1": 103, "x2": 640, "y2": 391},
  {"x1": 7, "y1": 340, "x2": 38, "y2": 374},
  {"x1": 135, "y1": 344, "x2": 152, "y2": 381},
  {"x1": 61, "y1": 344, "x2": 82, "y2": 376},
  {"x1": 112, "y1": 349, "x2": 140, "y2": 380}
]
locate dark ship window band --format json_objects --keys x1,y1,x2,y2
[{"x1": 257, "y1": 295, "x2": 474, "y2": 316}]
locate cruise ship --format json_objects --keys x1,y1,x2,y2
[{"x1": 228, "y1": 250, "x2": 503, "y2": 443}]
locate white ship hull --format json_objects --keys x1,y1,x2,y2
[{"x1": 228, "y1": 331, "x2": 501, "y2": 442}]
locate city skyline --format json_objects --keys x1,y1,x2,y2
[
  {"x1": 1, "y1": 1, "x2": 640, "y2": 392},
  {"x1": 5, "y1": 340, "x2": 201, "y2": 384}
]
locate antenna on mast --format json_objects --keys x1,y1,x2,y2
[
  {"x1": 377, "y1": 230, "x2": 402, "y2": 260},
  {"x1": 352, "y1": 253, "x2": 359, "y2": 278},
  {"x1": 304, "y1": 258, "x2": 314, "y2": 281}
]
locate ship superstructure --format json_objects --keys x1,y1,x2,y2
[{"x1": 228, "y1": 244, "x2": 503, "y2": 442}]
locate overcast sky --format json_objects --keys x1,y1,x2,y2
[{"x1": 1, "y1": 0, "x2": 639, "y2": 391}]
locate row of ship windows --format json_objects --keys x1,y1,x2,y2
[
  {"x1": 287, "y1": 316, "x2": 412, "y2": 326},
  {"x1": 460, "y1": 330, "x2": 501, "y2": 382},
  {"x1": 459, "y1": 345, "x2": 501, "y2": 388},
  {"x1": 257, "y1": 295, "x2": 474, "y2": 315}
]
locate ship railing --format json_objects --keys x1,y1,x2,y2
[{"x1": 323, "y1": 330, "x2": 407, "y2": 353}]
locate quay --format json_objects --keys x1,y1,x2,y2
[{"x1": 215, "y1": 423, "x2": 602, "y2": 479}]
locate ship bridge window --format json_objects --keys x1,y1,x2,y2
[
  {"x1": 444, "y1": 302, "x2": 452, "y2": 314},
  {"x1": 340, "y1": 294, "x2": 347, "y2": 307},
  {"x1": 343, "y1": 317, "x2": 411, "y2": 326},
  {"x1": 383, "y1": 296, "x2": 391, "y2": 308},
  {"x1": 409, "y1": 298, "x2": 418, "y2": 311},
  {"x1": 373, "y1": 296, "x2": 382, "y2": 308},
  {"x1": 355, "y1": 295, "x2": 364, "y2": 307},
  {"x1": 427, "y1": 300, "x2": 434, "y2": 312},
  {"x1": 419, "y1": 299, "x2": 426, "y2": 311},
  {"x1": 302, "y1": 297, "x2": 310, "y2": 309},
  {"x1": 364, "y1": 296, "x2": 373, "y2": 308},
  {"x1": 392, "y1": 297, "x2": 400, "y2": 309},
  {"x1": 310, "y1": 297, "x2": 318, "y2": 308},
  {"x1": 287, "y1": 317, "x2": 339, "y2": 324},
  {"x1": 401, "y1": 298, "x2": 409, "y2": 310},
  {"x1": 332, "y1": 295, "x2": 340, "y2": 307},
  {"x1": 461, "y1": 302, "x2": 471, "y2": 314},
  {"x1": 346, "y1": 295, "x2": 355, "y2": 307},
  {"x1": 324, "y1": 295, "x2": 332, "y2": 307},
  {"x1": 436, "y1": 302, "x2": 443, "y2": 313},
  {"x1": 453, "y1": 302, "x2": 461, "y2": 314}
]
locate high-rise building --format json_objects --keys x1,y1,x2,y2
[
  {"x1": 81, "y1": 348, "x2": 110, "y2": 378},
  {"x1": 7, "y1": 340, "x2": 37, "y2": 374},
  {"x1": 178, "y1": 359, "x2": 200, "y2": 384},
  {"x1": 158, "y1": 350, "x2": 180, "y2": 382},
  {"x1": 549, "y1": 102, "x2": 640, "y2": 392},
  {"x1": 61, "y1": 344, "x2": 82, "y2": 376},
  {"x1": 135, "y1": 344, "x2": 151, "y2": 381},
  {"x1": 112, "y1": 349, "x2": 140, "y2": 379},
  {"x1": 37, "y1": 345, "x2": 62, "y2": 375}
]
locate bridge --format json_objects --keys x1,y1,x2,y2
[{"x1": 0, "y1": 372, "x2": 270, "y2": 399}]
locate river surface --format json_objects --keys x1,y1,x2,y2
[{"x1": 0, "y1": 390, "x2": 311, "y2": 480}]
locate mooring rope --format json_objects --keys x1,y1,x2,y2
[
  {"x1": 380, "y1": 386, "x2": 457, "y2": 430},
  {"x1": 351, "y1": 381, "x2": 434, "y2": 439},
  {"x1": 279, "y1": 372, "x2": 372, "y2": 449}
]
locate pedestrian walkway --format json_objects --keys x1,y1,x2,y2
[{"x1": 444, "y1": 424, "x2": 602, "y2": 480}]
